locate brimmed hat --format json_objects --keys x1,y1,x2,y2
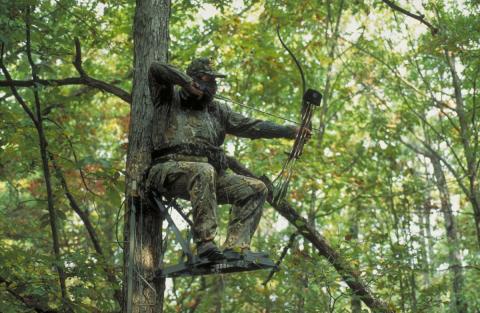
[{"x1": 186, "y1": 57, "x2": 226, "y2": 78}]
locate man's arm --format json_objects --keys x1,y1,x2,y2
[
  {"x1": 224, "y1": 106, "x2": 297, "y2": 139},
  {"x1": 148, "y1": 62, "x2": 202, "y2": 105}
]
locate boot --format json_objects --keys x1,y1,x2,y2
[{"x1": 197, "y1": 241, "x2": 225, "y2": 261}]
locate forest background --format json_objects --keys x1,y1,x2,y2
[{"x1": 0, "y1": 0, "x2": 479, "y2": 312}]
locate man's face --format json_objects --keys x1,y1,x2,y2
[
  {"x1": 194, "y1": 73, "x2": 217, "y2": 99},
  {"x1": 199, "y1": 74, "x2": 215, "y2": 83}
]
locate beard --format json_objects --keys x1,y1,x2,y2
[{"x1": 180, "y1": 78, "x2": 217, "y2": 110}]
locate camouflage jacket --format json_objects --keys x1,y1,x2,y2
[{"x1": 148, "y1": 62, "x2": 296, "y2": 154}]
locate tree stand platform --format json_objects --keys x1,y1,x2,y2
[
  {"x1": 151, "y1": 193, "x2": 278, "y2": 278},
  {"x1": 156, "y1": 250, "x2": 278, "y2": 278}
]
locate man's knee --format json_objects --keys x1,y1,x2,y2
[
  {"x1": 194, "y1": 162, "x2": 215, "y2": 177},
  {"x1": 145, "y1": 163, "x2": 167, "y2": 193},
  {"x1": 189, "y1": 162, "x2": 216, "y2": 185},
  {"x1": 246, "y1": 179, "x2": 267, "y2": 200},
  {"x1": 252, "y1": 180, "x2": 267, "y2": 197}
]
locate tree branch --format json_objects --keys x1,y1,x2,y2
[
  {"x1": 0, "y1": 43, "x2": 39, "y2": 128},
  {"x1": 49, "y1": 153, "x2": 104, "y2": 254},
  {"x1": 49, "y1": 152, "x2": 122, "y2": 306},
  {"x1": 25, "y1": 7, "x2": 69, "y2": 306},
  {"x1": 45, "y1": 118, "x2": 101, "y2": 196},
  {"x1": 0, "y1": 39, "x2": 132, "y2": 104},
  {"x1": 1, "y1": 15, "x2": 127, "y2": 310},
  {"x1": 72, "y1": 37, "x2": 131, "y2": 103},
  {"x1": 417, "y1": 138, "x2": 470, "y2": 197},
  {"x1": 73, "y1": 37, "x2": 87, "y2": 77},
  {"x1": 381, "y1": 0, "x2": 438, "y2": 34},
  {"x1": 227, "y1": 157, "x2": 395, "y2": 313},
  {"x1": 263, "y1": 232, "x2": 297, "y2": 285},
  {"x1": 0, "y1": 275, "x2": 58, "y2": 313},
  {"x1": 399, "y1": 137, "x2": 429, "y2": 157}
]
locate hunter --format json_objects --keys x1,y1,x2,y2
[{"x1": 145, "y1": 57, "x2": 303, "y2": 260}]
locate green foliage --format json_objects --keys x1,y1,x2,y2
[{"x1": 1, "y1": 0, "x2": 480, "y2": 312}]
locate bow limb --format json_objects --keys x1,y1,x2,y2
[
  {"x1": 276, "y1": 25, "x2": 315, "y2": 134},
  {"x1": 276, "y1": 25, "x2": 306, "y2": 96}
]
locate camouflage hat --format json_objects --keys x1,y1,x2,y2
[{"x1": 186, "y1": 57, "x2": 226, "y2": 78}]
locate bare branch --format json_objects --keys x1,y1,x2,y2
[
  {"x1": 80, "y1": 75, "x2": 132, "y2": 103},
  {"x1": 72, "y1": 37, "x2": 132, "y2": 102},
  {"x1": 0, "y1": 77, "x2": 132, "y2": 103},
  {"x1": 0, "y1": 38, "x2": 132, "y2": 104},
  {"x1": 399, "y1": 137, "x2": 430, "y2": 157},
  {"x1": 0, "y1": 77, "x2": 86, "y2": 87},
  {"x1": 418, "y1": 138, "x2": 470, "y2": 196},
  {"x1": 339, "y1": 34, "x2": 430, "y2": 99},
  {"x1": 381, "y1": 0, "x2": 438, "y2": 34},
  {"x1": 402, "y1": 33, "x2": 461, "y2": 134},
  {"x1": 397, "y1": 89, "x2": 468, "y2": 174},
  {"x1": 49, "y1": 152, "x2": 104, "y2": 254}
]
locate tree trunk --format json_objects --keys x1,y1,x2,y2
[
  {"x1": 430, "y1": 155, "x2": 467, "y2": 313},
  {"x1": 349, "y1": 213, "x2": 361, "y2": 313},
  {"x1": 419, "y1": 159, "x2": 433, "y2": 286},
  {"x1": 419, "y1": 199, "x2": 433, "y2": 286},
  {"x1": 123, "y1": 0, "x2": 171, "y2": 312},
  {"x1": 468, "y1": 194, "x2": 480, "y2": 250},
  {"x1": 444, "y1": 50, "x2": 480, "y2": 249}
]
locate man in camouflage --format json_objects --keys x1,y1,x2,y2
[{"x1": 146, "y1": 57, "x2": 298, "y2": 260}]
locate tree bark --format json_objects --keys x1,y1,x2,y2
[{"x1": 123, "y1": 0, "x2": 171, "y2": 312}]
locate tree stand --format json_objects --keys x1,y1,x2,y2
[{"x1": 151, "y1": 193, "x2": 278, "y2": 278}]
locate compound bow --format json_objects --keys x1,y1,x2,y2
[{"x1": 272, "y1": 25, "x2": 322, "y2": 205}]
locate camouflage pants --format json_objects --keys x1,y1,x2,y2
[{"x1": 146, "y1": 160, "x2": 267, "y2": 249}]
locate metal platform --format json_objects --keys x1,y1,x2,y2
[
  {"x1": 151, "y1": 193, "x2": 278, "y2": 278},
  {"x1": 156, "y1": 250, "x2": 278, "y2": 278}
]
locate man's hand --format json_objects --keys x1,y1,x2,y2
[
  {"x1": 295, "y1": 126, "x2": 312, "y2": 140},
  {"x1": 183, "y1": 81, "x2": 203, "y2": 99}
]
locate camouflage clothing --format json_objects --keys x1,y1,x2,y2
[
  {"x1": 146, "y1": 62, "x2": 295, "y2": 248},
  {"x1": 146, "y1": 160, "x2": 267, "y2": 248},
  {"x1": 186, "y1": 57, "x2": 226, "y2": 78}
]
